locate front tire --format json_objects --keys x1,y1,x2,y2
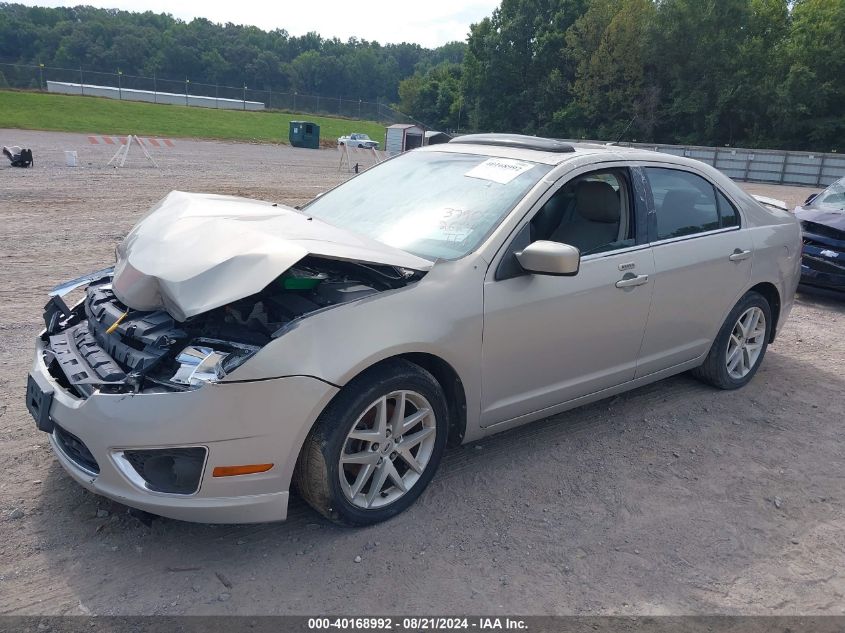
[
  {"x1": 692, "y1": 291, "x2": 772, "y2": 390},
  {"x1": 294, "y1": 360, "x2": 448, "y2": 526}
]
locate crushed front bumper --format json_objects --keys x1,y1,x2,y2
[{"x1": 28, "y1": 338, "x2": 338, "y2": 523}]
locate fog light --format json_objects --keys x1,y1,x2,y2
[{"x1": 120, "y1": 447, "x2": 207, "y2": 494}]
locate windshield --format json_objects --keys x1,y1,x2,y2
[
  {"x1": 812, "y1": 178, "x2": 845, "y2": 212},
  {"x1": 305, "y1": 150, "x2": 552, "y2": 260}
]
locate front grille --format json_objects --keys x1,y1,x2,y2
[
  {"x1": 804, "y1": 254, "x2": 845, "y2": 275},
  {"x1": 802, "y1": 221, "x2": 845, "y2": 243},
  {"x1": 804, "y1": 235, "x2": 845, "y2": 250},
  {"x1": 54, "y1": 425, "x2": 100, "y2": 474}
]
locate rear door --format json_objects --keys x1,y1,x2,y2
[{"x1": 635, "y1": 166, "x2": 752, "y2": 377}]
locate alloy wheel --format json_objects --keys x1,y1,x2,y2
[
  {"x1": 338, "y1": 390, "x2": 437, "y2": 509},
  {"x1": 726, "y1": 306, "x2": 766, "y2": 379}
]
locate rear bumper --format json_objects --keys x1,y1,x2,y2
[{"x1": 30, "y1": 337, "x2": 339, "y2": 523}]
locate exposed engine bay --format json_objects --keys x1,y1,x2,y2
[{"x1": 41, "y1": 256, "x2": 422, "y2": 397}]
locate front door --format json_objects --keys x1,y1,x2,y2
[{"x1": 480, "y1": 167, "x2": 655, "y2": 427}]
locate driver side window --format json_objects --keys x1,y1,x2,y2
[{"x1": 529, "y1": 170, "x2": 635, "y2": 256}]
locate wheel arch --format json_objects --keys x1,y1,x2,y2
[
  {"x1": 292, "y1": 354, "x2": 460, "y2": 525},
  {"x1": 299, "y1": 352, "x2": 468, "y2": 453},
  {"x1": 395, "y1": 352, "x2": 468, "y2": 447},
  {"x1": 748, "y1": 281, "x2": 781, "y2": 342}
]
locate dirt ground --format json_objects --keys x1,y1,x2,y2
[{"x1": 1, "y1": 129, "x2": 843, "y2": 616}]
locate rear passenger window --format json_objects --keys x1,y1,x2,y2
[
  {"x1": 716, "y1": 191, "x2": 739, "y2": 228},
  {"x1": 646, "y1": 168, "x2": 720, "y2": 240}
]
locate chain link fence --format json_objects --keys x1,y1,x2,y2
[{"x1": 0, "y1": 62, "x2": 426, "y2": 126}]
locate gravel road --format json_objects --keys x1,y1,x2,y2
[{"x1": 1, "y1": 130, "x2": 843, "y2": 616}]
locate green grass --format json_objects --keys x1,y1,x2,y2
[{"x1": 0, "y1": 90, "x2": 385, "y2": 144}]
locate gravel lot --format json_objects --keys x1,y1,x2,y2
[{"x1": 1, "y1": 130, "x2": 843, "y2": 616}]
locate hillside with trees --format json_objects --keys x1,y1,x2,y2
[
  {"x1": 0, "y1": 3, "x2": 465, "y2": 103},
  {"x1": 405, "y1": 0, "x2": 844, "y2": 151},
  {"x1": 2, "y1": 0, "x2": 843, "y2": 151}
]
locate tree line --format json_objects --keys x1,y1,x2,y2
[
  {"x1": 401, "y1": 0, "x2": 844, "y2": 151},
  {"x1": 1, "y1": 1, "x2": 843, "y2": 151},
  {"x1": 0, "y1": 3, "x2": 464, "y2": 103}
]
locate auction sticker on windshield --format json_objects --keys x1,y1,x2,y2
[{"x1": 465, "y1": 158, "x2": 535, "y2": 185}]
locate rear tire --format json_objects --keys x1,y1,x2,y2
[
  {"x1": 294, "y1": 360, "x2": 448, "y2": 526},
  {"x1": 692, "y1": 291, "x2": 772, "y2": 390}
]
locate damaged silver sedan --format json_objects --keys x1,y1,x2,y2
[{"x1": 27, "y1": 134, "x2": 801, "y2": 525}]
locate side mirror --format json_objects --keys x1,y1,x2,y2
[
  {"x1": 804, "y1": 193, "x2": 818, "y2": 205},
  {"x1": 515, "y1": 241, "x2": 580, "y2": 276}
]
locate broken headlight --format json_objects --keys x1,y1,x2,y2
[{"x1": 170, "y1": 339, "x2": 259, "y2": 387}]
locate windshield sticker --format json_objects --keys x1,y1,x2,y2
[{"x1": 465, "y1": 158, "x2": 535, "y2": 185}]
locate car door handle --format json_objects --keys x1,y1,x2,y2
[
  {"x1": 615, "y1": 274, "x2": 649, "y2": 288},
  {"x1": 729, "y1": 249, "x2": 752, "y2": 262}
]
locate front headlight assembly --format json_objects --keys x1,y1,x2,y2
[{"x1": 170, "y1": 339, "x2": 259, "y2": 387}]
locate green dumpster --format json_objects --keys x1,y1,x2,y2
[{"x1": 289, "y1": 120, "x2": 320, "y2": 149}]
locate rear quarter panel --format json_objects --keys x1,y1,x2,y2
[
  {"x1": 716, "y1": 168, "x2": 801, "y2": 333},
  {"x1": 743, "y1": 201, "x2": 802, "y2": 333}
]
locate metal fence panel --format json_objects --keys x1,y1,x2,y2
[
  {"x1": 688, "y1": 149, "x2": 718, "y2": 162},
  {"x1": 655, "y1": 146, "x2": 687, "y2": 157},
  {"x1": 619, "y1": 143, "x2": 844, "y2": 187},
  {"x1": 824, "y1": 156, "x2": 845, "y2": 168}
]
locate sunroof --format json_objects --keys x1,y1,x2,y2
[{"x1": 449, "y1": 133, "x2": 576, "y2": 153}]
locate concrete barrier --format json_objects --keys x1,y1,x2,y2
[{"x1": 46, "y1": 81, "x2": 265, "y2": 111}]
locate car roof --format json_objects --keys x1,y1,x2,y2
[{"x1": 421, "y1": 133, "x2": 703, "y2": 170}]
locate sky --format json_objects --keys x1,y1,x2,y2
[{"x1": 15, "y1": 0, "x2": 500, "y2": 48}]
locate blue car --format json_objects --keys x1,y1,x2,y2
[{"x1": 794, "y1": 176, "x2": 845, "y2": 293}]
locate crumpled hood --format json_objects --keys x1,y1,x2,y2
[
  {"x1": 795, "y1": 206, "x2": 845, "y2": 232},
  {"x1": 112, "y1": 191, "x2": 432, "y2": 321}
]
